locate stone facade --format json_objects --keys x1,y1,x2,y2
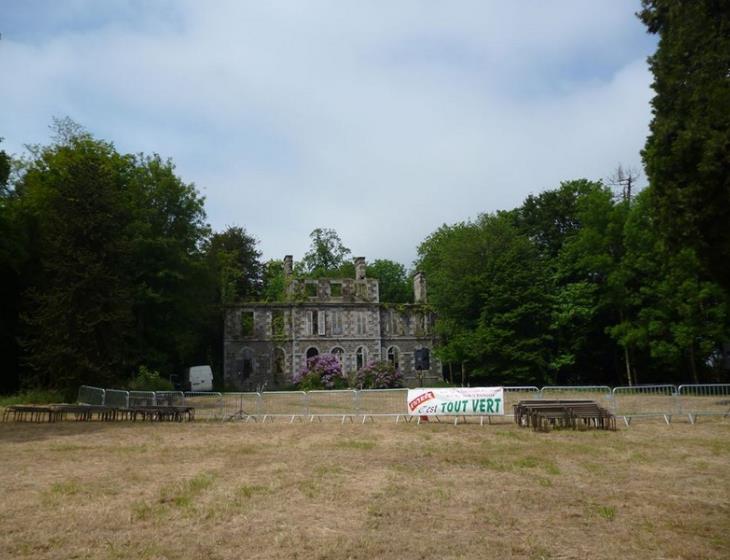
[{"x1": 223, "y1": 258, "x2": 441, "y2": 390}]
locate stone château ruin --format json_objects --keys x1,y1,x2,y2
[{"x1": 224, "y1": 256, "x2": 441, "y2": 390}]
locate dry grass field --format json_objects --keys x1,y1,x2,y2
[{"x1": 0, "y1": 419, "x2": 728, "y2": 560}]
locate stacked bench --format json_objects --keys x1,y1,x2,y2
[
  {"x1": 2, "y1": 403, "x2": 195, "y2": 423},
  {"x1": 2, "y1": 405, "x2": 65, "y2": 423},
  {"x1": 514, "y1": 400, "x2": 616, "y2": 431}
]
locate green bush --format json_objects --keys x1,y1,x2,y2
[
  {"x1": 0, "y1": 389, "x2": 66, "y2": 406},
  {"x1": 128, "y1": 366, "x2": 174, "y2": 391}
]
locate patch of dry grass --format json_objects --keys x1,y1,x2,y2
[{"x1": 0, "y1": 419, "x2": 728, "y2": 559}]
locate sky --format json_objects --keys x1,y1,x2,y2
[{"x1": 0, "y1": 0, "x2": 657, "y2": 267}]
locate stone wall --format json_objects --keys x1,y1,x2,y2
[{"x1": 224, "y1": 303, "x2": 440, "y2": 390}]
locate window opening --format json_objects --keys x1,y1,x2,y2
[
  {"x1": 356, "y1": 311, "x2": 367, "y2": 335},
  {"x1": 272, "y1": 310, "x2": 285, "y2": 337},
  {"x1": 241, "y1": 311, "x2": 254, "y2": 336},
  {"x1": 317, "y1": 310, "x2": 326, "y2": 335},
  {"x1": 306, "y1": 282, "x2": 318, "y2": 297},
  {"x1": 332, "y1": 311, "x2": 343, "y2": 335},
  {"x1": 387, "y1": 346, "x2": 400, "y2": 370},
  {"x1": 356, "y1": 347, "x2": 367, "y2": 370},
  {"x1": 274, "y1": 348, "x2": 286, "y2": 374}
]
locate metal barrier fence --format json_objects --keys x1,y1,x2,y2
[
  {"x1": 129, "y1": 391, "x2": 156, "y2": 407},
  {"x1": 541, "y1": 385, "x2": 613, "y2": 408},
  {"x1": 357, "y1": 389, "x2": 408, "y2": 417},
  {"x1": 259, "y1": 391, "x2": 307, "y2": 420},
  {"x1": 678, "y1": 384, "x2": 730, "y2": 423},
  {"x1": 104, "y1": 389, "x2": 129, "y2": 409},
  {"x1": 154, "y1": 391, "x2": 185, "y2": 406},
  {"x1": 72, "y1": 384, "x2": 730, "y2": 425},
  {"x1": 222, "y1": 392, "x2": 261, "y2": 420},
  {"x1": 77, "y1": 385, "x2": 105, "y2": 406},
  {"x1": 307, "y1": 390, "x2": 357, "y2": 419},
  {"x1": 183, "y1": 392, "x2": 224, "y2": 420},
  {"x1": 612, "y1": 385, "x2": 677, "y2": 424},
  {"x1": 503, "y1": 386, "x2": 541, "y2": 418}
]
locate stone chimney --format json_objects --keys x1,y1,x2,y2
[
  {"x1": 283, "y1": 255, "x2": 293, "y2": 277},
  {"x1": 355, "y1": 257, "x2": 367, "y2": 280},
  {"x1": 413, "y1": 272, "x2": 427, "y2": 303}
]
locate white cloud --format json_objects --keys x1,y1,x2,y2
[{"x1": 0, "y1": 0, "x2": 656, "y2": 266}]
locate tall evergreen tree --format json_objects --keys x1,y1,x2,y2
[
  {"x1": 639, "y1": 0, "x2": 730, "y2": 292},
  {"x1": 609, "y1": 189, "x2": 729, "y2": 384}
]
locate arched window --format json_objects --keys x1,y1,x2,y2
[
  {"x1": 306, "y1": 347, "x2": 319, "y2": 360},
  {"x1": 273, "y1": 347, "x2": 287, "y2": 386},
  {"x1": 356, "y1": 346, "x2": 367, "y2": 370},
  {"x1": 273, "y1": 348, "x2": 286, "y2": 375},
  {"x1": 236, "y1": 347, "x2": 255, "y2": 379},
  {"x1": 387, "y1": 346, "x2": 400, "y2": 370},
  {"x1": 330, "y1": 347, "x2": 344, "y2": 366}
]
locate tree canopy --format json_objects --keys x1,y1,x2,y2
[
  {"x1": 639, "y1": 0, "x2": 730, "y2": 292},
  {"x1": 302, "y1": 228, "x2": 352, "y2": 276},
  {"x1": 0, "y1": 121, "x2": 254, "y2": 394},
  {"x1": 418, "y1": 178, "x2": 729, "y2": 386},
  {"x1": 367, "y1": 259, "x2": 412, "y2": 303}
]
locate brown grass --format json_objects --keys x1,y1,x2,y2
[{"x1": 0, "y1": 419, "x2": 728, "y2": 559}]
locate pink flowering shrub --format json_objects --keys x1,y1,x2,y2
[
  {"x1": 293, "y1": 353, "x2": 348, "y2": 390},
  {"x1": 355, "y1": 360, "x2": 403, "y2": 389}
]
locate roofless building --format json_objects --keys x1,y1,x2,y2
[{"x1": 223, "y1": 257, "x2": 440, "y2": 390}]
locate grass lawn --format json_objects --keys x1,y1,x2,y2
[{"x1": 0, "y1": 419, "x2": 728, "y2": 559}]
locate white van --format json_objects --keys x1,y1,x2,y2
[{"x1": 185, "y1": 365, "x2": 214, "y2": 392}]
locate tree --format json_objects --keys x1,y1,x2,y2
[
  {"x1": 555, "y1": 182, "x2": 632, "y2": 384},
  {"x1": 261, "y1": 259, "x2": 287, "y2": 302},
  {"x1": 514, "y1": 180, "x2": 624, "y2": 385},
  {"x1": 607, "y1": 164, "x2": 641, "y2": 203},
  {"x1": 205, "y1": 226, "x2": 263, "y2": 304},
  {"x1": 609, "y1": 189, "x2": 729, "y2": 384},
  {"x1": 125, "y1": 153, "x2": 211, "y2": 378},
  {"x1": 16, "y1": 129, "x2": 135, "y2": 389},
  {"x1": 202, "y1": 227, "x2": 263, "y2": 386},
  {"x1": 470, "y1": 213, "x2": 553, "y2": 385},
  {"x1": 514, "y1": 179, "x2": 603, "y2": 259},
  {"x1": 11, "y1": 120, "x2": 215, "y2": 391},
  {"x1": 302, "y1": 228, "x2": 351, "y2": 275},
  {"x1": 639, "y1": 0, "x2": 730, "y2": 292},
  {"x1": 417, "y1": 213, "x2": 552, "y2": 385},
  {"x1": 0, "y1": 138, "x2": 26, "y2": 392},
  {"x1": 0, "y1": 138, "x2": 10, "y2": 192},
  {"x1": 367, "y1": 259, "x2": 412, "y2": 303}
]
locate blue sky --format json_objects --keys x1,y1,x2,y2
[{"x1": 0, "y1": 0, "x2": 657, "y2": 266}]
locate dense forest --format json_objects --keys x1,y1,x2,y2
[
  {"x1": 0, "y1": 0, "x2": 728, "y2": 395},
  {"x1": 0, "y1": 125, "x2": 418, "y2": 395},
  {"x1": 416, "y1": 180, "x2": 728, "y2": 387}
]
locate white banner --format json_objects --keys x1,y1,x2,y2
[{"x1": 407, "y1": 387, "x2": 504, "y2": 416}]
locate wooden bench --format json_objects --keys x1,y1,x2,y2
[
  {"x1": 514, "y1": 400, "x2": 616, "y2": 431},
  {"x1": 2, "y1": 405, "x2": 62, "y2": 423},
  {"x1": 2, "y1": 404, "x2": 195, "y2": 423},
  {"x1": 128, "y1": 406, "x2": 195, "y2": 422}
]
